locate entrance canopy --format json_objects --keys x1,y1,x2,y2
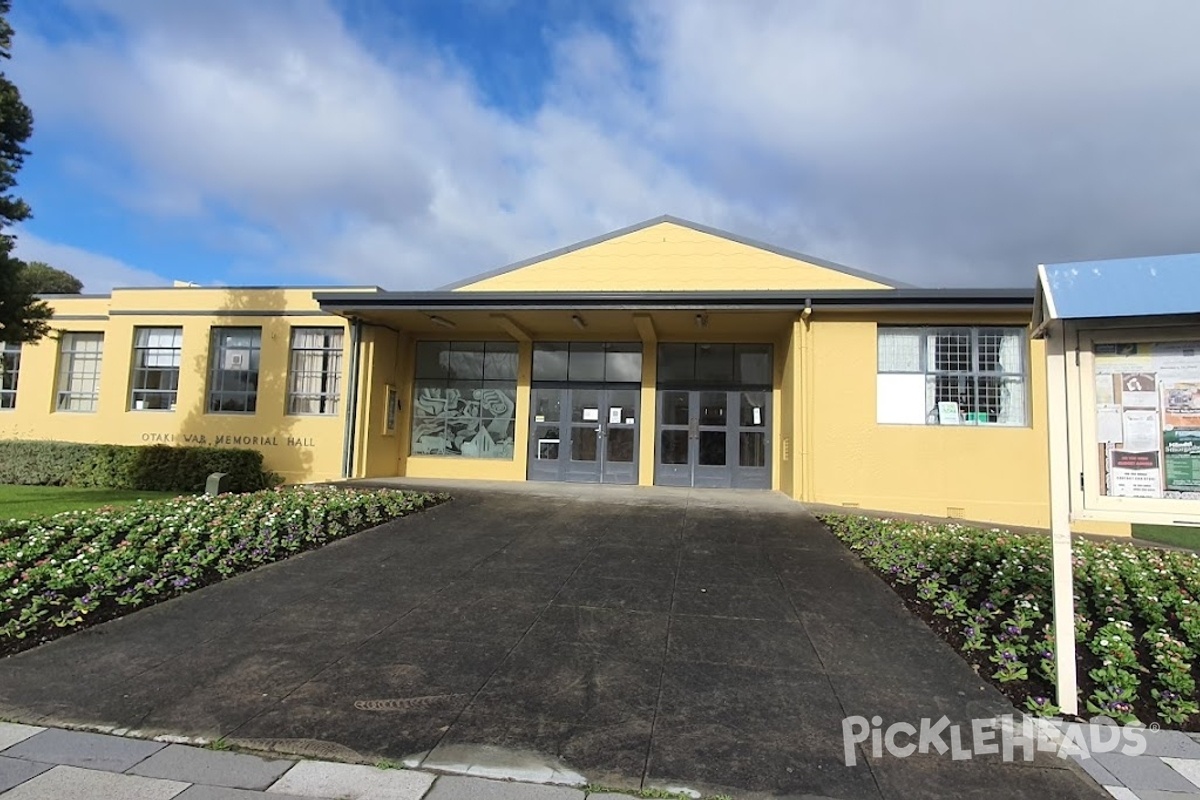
[{"x1": 315, "y1": 288, "x2": 1034, "y2": 339}]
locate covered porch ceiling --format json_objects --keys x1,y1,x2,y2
[
  {"x1": 330, "y1": 307, "x2": 800, "y2": 339},
  {"x1": 314, "y1": 289, "x2": 1034, "y2": 340}
]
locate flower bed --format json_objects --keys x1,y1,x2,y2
[
  {"x1": 1, "y1": 487, "x2": 445, "y2": 656},
  {"x1": 821, "y1": 514, "x2": 1200, "y2": 729}
]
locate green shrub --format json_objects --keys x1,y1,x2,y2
[
  {"x1": 74, "y1": 445, "x2": 141, "y2": 489},
  {"x1": 0, "y1": 441, "x2": 81, "y2": 485},
  {"x1": 128, "y1": 445, "x2": 275, "y2": 493},
  {"x1": 0, "y1": 440, "x2": 277, "y2": 493}
]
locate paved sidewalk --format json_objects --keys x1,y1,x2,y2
[
  {"x1": 9, "y1": 720, "x2": 1200, "y2": 800},
  {"x1": 1065, "y1": 726, "x2": 1200, "y2": 800},
  {"x1": 0, "y1": 721, "x2": 639, "y2": 800}
]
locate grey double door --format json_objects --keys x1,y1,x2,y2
[
  {"x1": 655, "y1": 389, "x2": 771, "y2": 489},
  {"x1": 527, "y1": 385, "x2": 639, "y2": 484}
]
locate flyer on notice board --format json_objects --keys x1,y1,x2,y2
[{"x1": 1093, "y1": 341, "x2": 1200, "y2": 499}]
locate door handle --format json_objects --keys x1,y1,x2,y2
[{"x1": 688, "y1": 418, "x2": 699, "y2": 439}]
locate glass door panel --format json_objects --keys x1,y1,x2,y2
[
  {"x1": 571, "y1": 388, "x2": 601, "y2": 423},
  {"x1": 660, "y1": 429, "x2": 689, "y2": 464},
  {"x1": 732, "y1": 390, "x2": 772, "y2": 488},
  {"x1": 655, "y1": 389, "x2": 693, "y2": 486},
  {"x1": 600, "y1": 386, "x2": 639, "y2": 484},
  {"x1": 662, "y1": 390, "x2": 690, "y2": 425},
  {"x1": 698, "y1": 392, "x2": 727, "y2": 425},
  {"x1": 527, "y1": 388, "x2": 565, "y2": 482},
  {"x1": 698, "y1": 430, "x2": 727, "y2": 466},
  {"x1": 738, "y1": 431, "x2": 766, "y2": 468},
  {"x1": 607, "y1": 428, "x2": 635, "y2": 463},
  {"x1": 740, "y1": 391, "x2": 766, "y2": 427},
  {"x1": 692, "y1": 390, "x2": 732, "y2": 488},
  {"x1": 571, "y1": 427, "x2": 599, "y2": 461},
  {"x1": 535, "y1": 426, "x2": 561, "y2": 460}
]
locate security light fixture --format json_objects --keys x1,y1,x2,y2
[
  {"x1": 571, "y1": 314, "x2": 587, "y2": 330},
  {"x1": 695, "y1": 312, "x2": 709, "y2": 329},
  {"x1": 428, "y1": 314, "x2": 456, "y2": 329}
]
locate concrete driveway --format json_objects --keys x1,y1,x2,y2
[{"x1": 0, "y1": 485, "x2": 1102, "y2": 799}]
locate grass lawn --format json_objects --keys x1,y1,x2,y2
[
  {"x1": 0, "y1": 484, "x2": 181, "y2": 519},
  {"x1": 1132, "y1": 524, "x2": 1200, "y2": 550}
]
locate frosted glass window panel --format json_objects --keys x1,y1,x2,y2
[
  {"x1": 877, "y1": 373, "x2": 928, "y2": 424},
  {"x1": 411, "y1": 342, "x2": 518, "y2": 459},
  {"x1": 877, "y1": 329, "x2": 923, "y2": 373}
]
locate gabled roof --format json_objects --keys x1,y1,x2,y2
[
  {"x1": 439, "y1": 215, "x2": 913, "y2": 291},
  {"x1": 1033, "y1": 253, "x2": 1200, "y2": 334}
]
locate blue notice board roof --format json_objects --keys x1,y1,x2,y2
[{"x1": 1035, "y1": 253, "x2": 1200, "y2": 328}]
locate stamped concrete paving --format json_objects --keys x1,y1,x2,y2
[{"x1": 0, "y1": 485, "x2": 1105, "y2": 798}]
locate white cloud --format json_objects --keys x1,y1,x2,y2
[
  {"x1": 12, "y1": 0, "x2": 1200, "y2": 289},
  {"x1": 12, "y1": 230, "x2": 168, "y2": 292}
]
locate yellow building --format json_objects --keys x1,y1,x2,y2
[{"x1": 0, "y1": 216, "x2": 1119, "y2": 532}]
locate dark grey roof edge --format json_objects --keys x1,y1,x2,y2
[
  {"x1": 316, "y1": 288, "x2": 1033, "y2": 313},
  {"x1": 38, "y1": 285, "x2": 384, "y2": 301},
  {"x1": 107, "y1": 284, "x2": 384, "y2": 292},
  {"x1": 435, "y1": 215, "x2": 915, "y2": 291}
]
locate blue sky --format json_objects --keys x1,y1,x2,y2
[{"x1": 9, "y1": 1, "x2": 1200, "y2": 292}]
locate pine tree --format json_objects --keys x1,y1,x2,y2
[{"x1": 0, "y1": 0, "x2": 49, "y2": 342}]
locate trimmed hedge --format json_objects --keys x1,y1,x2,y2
[{"x1": 0, "y1": 440, "x2": 279, "y2": 493}]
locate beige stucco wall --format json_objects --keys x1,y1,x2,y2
[
  {"x1": 456, "y1": 221, "x2": 892, "y2": 292},
  {"x1": 0, "y1": 287, "x2": 363, "y2": 484}
]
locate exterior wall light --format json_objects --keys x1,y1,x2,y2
[
  {"x1": 695, "y1": 312, "x2": 709, "y2": 329},
  {"x1": 571, "y1": 314, "x2": 587, "y2": 330},
  {"x1": 428, "y1": 314, "x2": 456, "y2": 329}
]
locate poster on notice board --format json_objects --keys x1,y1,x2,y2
[{"x1": 1093, "y1": 341, "x2": 1200, "y2": 499}]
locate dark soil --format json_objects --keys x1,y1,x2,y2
[
  {"x1": 1, "y1": 495, "x2": 447, "y2": 659},
  {"x1": 855, "y1": 555, "x2": 1200, "y2": 732}
]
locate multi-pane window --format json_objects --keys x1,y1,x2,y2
[
  {"x1": 287, "y1": 327, "x2": 344, "y2": 415},
  {"x1": 56, "y1": 332, "x2": 104, "y2": 412},
  {"x1": 130, "y1": 327, "x2": 182, "y2": 411},
  {"x1": 411, "y1": 341, "x2": 518, "y2": 458},
  {"x1": 208, "y1": 327, "x2": 261, "y2": 413},
  {"x1": 533, "y1": 342, "x2": 643, "y2": 382},
  {"x1": 0, "y1": 342, "x2": 20, "y2": 409},
  {"x1": 877, "y1": 326, "x2": 1028, "y2": 426}
]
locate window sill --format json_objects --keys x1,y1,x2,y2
[
  {"x1": 876, "y1": 421, "x2": 1032, "y2": 430},
  {"x1": 407, "y1": 452, "x2": 516, "y2": 461}
]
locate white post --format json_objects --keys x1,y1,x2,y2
[{"x1": 1045, "y1": 324, "x2": 1078, "y2": 715}]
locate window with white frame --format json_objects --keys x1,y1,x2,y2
[
  {"x1": 130, "y1": 327, "x2": 182, "y2": 410},
  {"x1": 877, "y1": 326, "x2": 1028, "y2": 426},
  {"x1": 287, "y1": 327, "x2": 343, "y2": 415},
  {"x1": 0, "y1": 342, "x2": 20, "y2": 409},
  {"x1": 56, "y1": 332, "x2": 104, "y2": 412},
  {"x1": 208, "y1": 327, "x2": 261, "y2": 413}
]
